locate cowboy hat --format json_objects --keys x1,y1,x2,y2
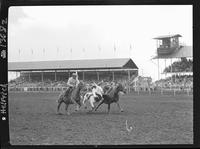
[{"x1": 72, "y1": 72, "x2": 77, "y2": 76}]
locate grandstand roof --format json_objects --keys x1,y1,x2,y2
[
  {"x1": 8, "y1": 58, "x2": 138, "y2": 71},
  {"x1": 153, "y1": 34, "x2": 182, "y2": 39},
  {"x1": 153, "y1": 46, "x2": 192, "y2": 59}
]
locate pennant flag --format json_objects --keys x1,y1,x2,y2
[
  {"x1": 70, "y1": 48, "x2": 72, "y2": 53},
  {"x1": 98, "y1": 45, "x2": 101, "y2": 52},
  {"x1": 114, "y1": 44, "x2": 116, "y2": 52},
  {"x1": 18, "y1": 49, "x2": 21, "y2": 55},
  {"x1": 130, "y1": 44, "x2": 132, "y2": 51},
  {"x1": 43, "y1": 48, "x2": 45, "y2": 55},
  {"x1": 31, "y1": 49, "x2": 33, "y2": 55}
]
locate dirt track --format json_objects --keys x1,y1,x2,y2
[{"x1": 9, "y1": 92, "x2": 193, "y2": 145}]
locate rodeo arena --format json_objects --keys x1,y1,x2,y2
[{"x1": 8, "y1": 34, "x2": 193, "y2": 145}]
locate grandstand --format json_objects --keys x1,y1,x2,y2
[
  {"x1": 152, "y1": 34, "x2": 193, "y2": 91},
  {"x1": 8, "y1": 58, "x2": 138, "y2": 90}
]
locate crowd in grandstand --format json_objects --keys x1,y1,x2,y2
[{"x1": 163, "y1": 57, "x2": 192, "y2": 73}]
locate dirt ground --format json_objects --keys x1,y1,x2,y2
[{"x1": 8, "y1": 92, "x2": 193, "y2": 145}]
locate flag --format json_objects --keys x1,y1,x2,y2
[
  {"x1": 82, "y1": 48, "x2": 85, "y2": 53},
  {"x1": 18, "y1": 49, "x2": 20, "y2": 55},
  {"x1": 57, "y1": 48, "x2": 59, "y2": 54},
  {"x1": 98, "y1": 45, "x2": 101, "y2": 52},
  {"x1": 130, "y1": 44, "x2": 132, "y2": 51},
  {"x1": 31, "y1": 49, "x2": 33, "y2": 55},
  {"x1": 70, "y1": 48, "x2": 72, "y2": 53},
  {"x1": 43, "y1": 48, "x2": 45, "y2": 55},
  {"x1": 114, "y1": 44, "x2": 116, "y2": 52}
]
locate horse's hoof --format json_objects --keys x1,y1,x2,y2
[
  {"x1": 57, "y1": 112, "x2": 62, "y2": 115},
  {"x1": 84, "y1": 107, "x2": 87, "y2": 109},
  {"x1": 120, "y1": 109, "x2": 124, "y2": 112}
]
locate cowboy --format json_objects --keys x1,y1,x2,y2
[
  {"x1": 91, "y1": 82, "x2": 104, "y2": 99},
  {"x1": 66, "y1": 72, "x2": 80, "y2": 105}
]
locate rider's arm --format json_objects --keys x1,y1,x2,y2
[
  {"x1": 67, "y1": 78, "x2": 74, "y2": 87},
  {"x1": 75, "y1": 78, "x2": 80, "y2": 87}
]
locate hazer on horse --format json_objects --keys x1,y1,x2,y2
[
  {"x1": 57, "y1": 72, "x2": 84, "y2": 115},
  {"x1": 93, "y1": 83, "x2": 126, "y2": 114}
]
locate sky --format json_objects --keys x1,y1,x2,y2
[{"x1": 8, "y1": 5, "x2": 192, "y2": 81}]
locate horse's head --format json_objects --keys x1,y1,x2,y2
[
  {"x1": 116, "y1": 83, "x2": 126, "y2": 94},
  {"x1": 77, "y1": 81, "x2": 85, "y2": 89}
]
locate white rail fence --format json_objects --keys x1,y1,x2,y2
[{"x1": 8, "y1": 85, "x2": 193, "y2": 96}]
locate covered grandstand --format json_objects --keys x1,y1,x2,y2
[
  {"x1": 152, "y1": 34, "x2": 193, "y2": 91},
  {"x1": 8, "y1": 58, "x2": 138, "y2": 85}
]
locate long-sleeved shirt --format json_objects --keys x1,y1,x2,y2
[{"x1": 67, "y1": 77, "x2": 79, "y2": 87}]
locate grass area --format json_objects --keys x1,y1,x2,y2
[{"x1": 8, "y1": 92, "x2": 193, "y2": 145}]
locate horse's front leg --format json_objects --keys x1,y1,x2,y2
[
  {"x1": 82, "y1": 95, "x2": 88, "y2": 109},
  {"x1": 94, "y1": 99, "x2": 104, "y2": 111},
  {"x1": 116, "y1": 101, "x2": 123, "y2": 112},
  {"x1": 57, "y1": 99, "x2": 63, "y2": 114},
  {"x1": 75, "y1": 104, "x2": 80, "y2": 111},
  {"x1": 107, "y1": 104, "x2": 111, "y2": 114},
  {"x1": 89, "y1": 97, "x2": 95, "y2": 111},
  {"x1": 65, "y1": 104, "x2": 70, "y2": 115}
]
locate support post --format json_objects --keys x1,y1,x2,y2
[
  {"x1": 29, "y1": 72, "x2": 31, "y2": 82},
  {"x1": 83, "y1": 71, "x2": 85, "y2": 81},
  {"x1": 112, "y1": 71, "x2": 115, "y2": 81},
  {"x1": 165, "y1": 59, "x2": 167, "y2": 79},
  {"x1": 158, "y1": 58, "x2": 160, "y2": 80},
  {"x1": 171, "y1": 58, "x2": 173, "y2": 90},
  {"x1": 97, "y1": 71, "x2": 99, "y2": 81},
  {"x1": 41, "y1": 71, "x2": 44, "y2": 82},
  {"x1": 55, "y1": 70, "x2": 57, "y2": 81},
  {"x1": 128, "y1": 70, "x2": 130, "y2": 93},
  {"x1": 68, "y1": 70, "x2": 70, "y2": 78}
]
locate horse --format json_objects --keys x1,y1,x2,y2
[
  {"x1": 93, "y1": 83, "x2": 126, "y2": 114},
  {"x1": 57, "y1": 81, "x2": 84, "y2": 115},
  {"x1": 82, "y1": 83, "x2": 104, "y2": 111}
]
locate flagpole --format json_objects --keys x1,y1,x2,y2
[
  {"x1": 31, "y1": 49, "x2": 33, "y2": 60},
  {"x1": 98, "y1": 45, "x2": 101, "y2": 56},
  {"x1": 70, "y1": 48, "x2": 72, "y2": 60},
  {"x1": 114, "y1": 43, "x2": 116, "y2": 58},
  {"x1": 43, "y1": 48, "x2": 45, "y2": 56},
  {"x1": 57, "y1": 47, "x2": 59, "y2": 57},
  {"x1": 83, "y1": 48, "x2": 85, "y2": 58},
  {"x1": 18, "y1": 49, "x2": 20, "y2": 61}
]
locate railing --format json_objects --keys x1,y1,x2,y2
[
  {"x1": 8, "y1": 86, "x2": 193, "y2": 96},
  {"x1": 8, "y1": 87, "x2": 68, "y2": 92}
]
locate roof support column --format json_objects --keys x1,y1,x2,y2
[
  {"x1": 29, "y1": 72, "x2": 31, "y2": 82},
  {"x1": 157, "y1": 58, "x2": 160, "y2": 80},
  {"x1": 55, "y1": 70, "x2": 57, "y2": 81},
  {"x1": 68, "y1": 70, "x2": 70, "y2": 78},
  {"x1": 97, "y1": 71, "x2": 99, "y2": 81},
  {"x1": 170, "y1": 58, "x2": 173, "y2": 90},
  {"x1": 127, "y1": 70, "x2": 130, "y2": 93},
  {"x1": 41, "y1": 71, "x2": 44, "y2": 82},
  {"x1": 165, "y1": 59, "x2": 166, "y2": 79},
  {"x1": 112, "y1": 71, "x2": 114, "y2": 81},
  {"x1": 83, "y1": 71, "x2": 85, "y2": 81}
]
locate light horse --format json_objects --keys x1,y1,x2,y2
[
  {"x1": 57, "y1": 81, "x2": 84, "y2": 115},
  {"x1": 93, "y1": 83, "x2": 126, "y2": 114},
  {"x1": 82, "y1": 83, "x2": 104, "y2": 111}
]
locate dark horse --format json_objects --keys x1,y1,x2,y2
[
  {"x1": 57, "y1": 81, "x2": 84, "y2": 115},
  {"x1": 93, "y1": 83, "x2": 126, "y2": 113}
]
